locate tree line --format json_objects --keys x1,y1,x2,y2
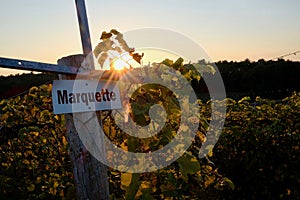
[
  {"x1": 194, "y1": 58, "x2": 300, "y2": 100},
  {"x1": 0, "y1": 59, "x2": 299, "y2": 100},
  {"x1": 0, "y1": 73, "x2": 57, "y2": 99}
]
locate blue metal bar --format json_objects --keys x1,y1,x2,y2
[
  {"x1": 75, "y1": 0, "x2": 93, "y2": 59},
  {"x1": 0, "y1": 57, "x2": 142, "y2": 82},
  {"x1": 0, "y1": 57, "x2": 78, "y2": 75}
]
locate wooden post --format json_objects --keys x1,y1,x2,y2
[
  {"x1": 58, "y1": 55, "x2": 110, "y2": 200},
  {"x1": 73, "y1": 1, "x2": 109, "y2": 199}
]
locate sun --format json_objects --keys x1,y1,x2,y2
[
  {"x1": 111, "y1": 58, "x2": 129, "y2": 70},
  {"x1": 111, "y1": 53, "x2": 133, "y2": 71}
]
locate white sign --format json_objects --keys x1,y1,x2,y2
[{"x1": 52, "y1": 80, "x2": 122, "y2": 114}]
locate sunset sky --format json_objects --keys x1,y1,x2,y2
[{"x1": 1, "y1": 0, "x2": 299, "y2": 75}]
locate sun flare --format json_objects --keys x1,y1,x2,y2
[
  {"x1": 111, "y1": 58, "x2": 128, "y2": 70},
  {"x1": 111, "y1": 53, "x2": 134, "y2": 70}
]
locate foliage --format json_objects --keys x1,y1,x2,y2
[
  {"x1": 212, "y1": 92, "x2": 300, "y2": 199},
  {"x1": 0, "y1": 61, "x2": 299, "y2": 199},
  {"x1": 93, "y1": 30, "x2": 231, "y2": 199},
  {"x1": 102, "y1": 59, "x2": 231, "y2": 199},
  {"x1": 0, "y1": 85, "x2": 75, "y2": 199}
]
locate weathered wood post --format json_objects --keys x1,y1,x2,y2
[
  {"x1": 57, "y1": 0, "x2": 110, "y2": 199},
  {"x1": 57, "y1": 55, "x2": 110, "y2": 200}
]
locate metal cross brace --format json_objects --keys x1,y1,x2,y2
[{"x1": 0, "y1": 57, "x2": 79, "y2": 75}]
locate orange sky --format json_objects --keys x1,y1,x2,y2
[{"x1": 1, "y1": 0, "x2": 299, "y2": 76}]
